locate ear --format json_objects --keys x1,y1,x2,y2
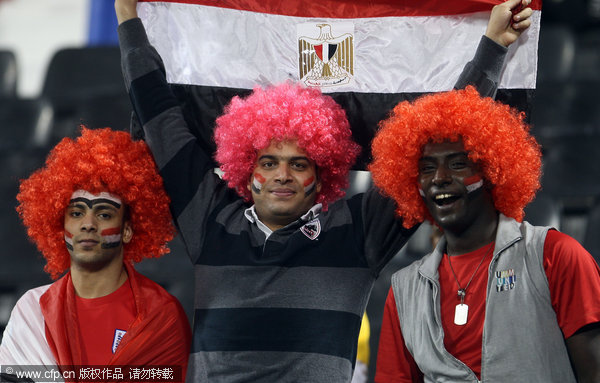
[{"x1": 122, "y1": 221, "x2": 133, "y2": 244}]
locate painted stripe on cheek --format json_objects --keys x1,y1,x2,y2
[
  {"x1": 65, "y1": 231, "x2": 73, "y2": 250},
  {"x1": 304, "y1": 176, "x2": 316, "y2": 196},
  {"x1": 101, "y1": 228, "x2": 121, "y2": 236},
  {"x1": 252, "y1": 173, "x2": 265, "y2": 194},
  {"x1": 464, "y1": 175, "x2": 483, "y2": 193},
  {"x1": 101, "y1": 227, "x2": 122, "y2": 249}
]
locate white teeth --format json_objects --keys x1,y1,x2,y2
[{"x1": 435, "y1": 194, "x2": 454, "y2": 200}]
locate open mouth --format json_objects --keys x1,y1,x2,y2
[{"x1": 433, "y1": 193, "x2": 460, "y2": 206}]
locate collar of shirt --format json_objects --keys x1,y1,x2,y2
[{"x1": 244, "y1": 204, "x2": 323, "y2": 239}]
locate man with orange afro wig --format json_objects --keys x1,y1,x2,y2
[
  {"x1": 0, "y1": 128, "x2": 191, "y2": 382},
  {"x1": 114, "y1": 0, "x2": 536, "y2": 380},
  {"x1": 370, "y1": 87, "x2": 600, "y2": 382}
]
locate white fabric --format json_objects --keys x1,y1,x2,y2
[
  {"x1": 0, "y1": 284, "x2": 60, "y2": 380},
  {"x1": 138, "y1": 2, "x2": 540, "y2": 93},
  {"x1": 351, "y1": 360, "x2": 368, "y2": 383}
]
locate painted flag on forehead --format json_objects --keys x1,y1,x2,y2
[{"x1": 136, "y1": 0, "x2": 542, "y2": 169}]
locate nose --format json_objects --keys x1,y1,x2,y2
[
  {"x1": 274, "y1": 164, "x2": 293, "y2": 183},
  {"x1": 80, "y1": 214, "x2": 97, "y2": 232},
  {"x1": 432, "y1": 165, "x2": 452, "y2": 186}
]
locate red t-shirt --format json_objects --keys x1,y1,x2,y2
[
  {"x1": 75, "y1": 279, "x2": 136, "y2": 365},
  {"x1": 375, "y1": 230, "x2": 600, "y2": 383}
]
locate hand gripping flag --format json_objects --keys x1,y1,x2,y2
[{"x1": 136, "y1": 0, "x2": 541, "y2": 169}]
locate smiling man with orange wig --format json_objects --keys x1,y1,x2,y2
[
  {"x1": 370, "y1": 87, "x2": 600, "y2": 382},
  {"x1": 0, "y1": 128, "x2": 190, "y2": 382}
]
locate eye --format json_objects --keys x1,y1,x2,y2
[
  {"x1": 260, "y1": 161, "x2": 276, "y2": 169},
  {"x1": 419, "y1": 163, "x2": 436, "y2": 174},
  {"x1": 291, "y1": 162, "x2": 308, "y2": 170},
  {"x1": 69, "y1": 210, "x2": 83, "y2": 218},
  {"x1": 449, "y1": 161, "x2": 467, "y2": 170},
  {"x1": 98, "y1": 212, "x2": 113, "y2": 220}
]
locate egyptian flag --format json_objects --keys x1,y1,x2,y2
[{"x1": 136, "y1": 0, "x2": 541, "y2": 169}]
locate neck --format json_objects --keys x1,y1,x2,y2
[
  {"x1": 444, "y1": 209, "x2": 499, "y2": 256},
  {"x1": 70, "y1": 258, "x2": 128, "y2": 299}
]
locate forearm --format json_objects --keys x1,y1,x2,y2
[{"x1": 453, "y1": 35, "x2": 507, "y2": 98}]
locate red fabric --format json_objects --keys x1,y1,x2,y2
[
  {"x1": 40, "y1": 263, "x2": 191, "y2": 382},
  {"x1": 438, "y1": 243, "x2": 494, "y2": 378},
  {"x1": 75, "y1": 280, "x2": 136, "y2": 365},
  {"x1": 375, "y1": 231, "x2": 600, "y2": 382},
  {"x1": 139, "y1": 0, "x2": 541, "y2": 18},
  {"x1": 375, "y1": 290, "x2": 423, "y2": 383}
]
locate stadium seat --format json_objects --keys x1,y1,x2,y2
[
  {"x1": 0, "y1": 50, "x2": 17, "y2": 98},
  {"x1": 41, "y1": 46, "x2": 131, "y2": 143},
  {"x1": 0, "y1": 97, "x2": 53, "y2": 151},
  {"x1": 583, "y1": 203, "x2": 600, "y2": 265}
]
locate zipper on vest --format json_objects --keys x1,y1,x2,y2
[{"x1": 421, "y1": 273, "x2": 480, "y2": 382}]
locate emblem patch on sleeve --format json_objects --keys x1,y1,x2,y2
[
  {"x1": 112, "y1": 329, "x2": 127, "y2": 353},
  {"x1": 301, "y1": 218, "x2": 321, "y2": 240}
]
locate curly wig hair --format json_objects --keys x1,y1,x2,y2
[
  {"x1": 369, "y1": 87, "x2": 542, "y2": 229},
  {"x1": 17, "y1": 128, "x2": 175, "y2": 279},
  {"x1": 214, "y1": 82, "x2": 361, "y2": 210}
]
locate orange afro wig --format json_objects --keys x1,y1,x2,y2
[
  {"x1": 214, "y1": 82, "x2": 361, "y2": 210},
  {"x1": 17, "y1": 128, "x2": 175, "y2": 279},
  {"x1": 369, "y1": 87, "x2": 542, "y2": 229}
]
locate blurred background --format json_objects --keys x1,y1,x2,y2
[{"x1": 0, "y1": 0, "x2": 599, "y2": 381}]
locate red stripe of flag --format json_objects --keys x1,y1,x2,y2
[
  {"x1": 101, "y1": 227, "x2": 122, "y2": 236},
  {"x1": 139, "y1": 0, "x2": 541, "y2": 18}
]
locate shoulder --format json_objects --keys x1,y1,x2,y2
[
  {"x1": 543, "y1": 229, "x2": 596, "y2": 266},
  {"x1": 18, "y1": 284, "x2": 52, "y2": 306},
  {"x1": 391, "y1": 255, "x2": 431, "y2": 291}
]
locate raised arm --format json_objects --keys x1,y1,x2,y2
[
  {"x1": 115, "y1": 0, "x2": 138, "y2": 24},
  {"x1": 454, "y1": 0, "x2": 533, "y2": 98},
  {"x1": 485, "y1": 0, "x2": 533, "y2": 48},
  {"x1": 115, "y1": 0, "x2": 232, "y2": 257}
]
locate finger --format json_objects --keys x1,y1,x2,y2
[
  {"x1": 502, "y1": 0, "x2": 522, "y2": 11},
  {"x1": 514, "y1": 7, "x2": 533, "y2": 22},
  {"x1": 512, "y1": 19, "x2": 532, "y2": 30},
  {"x1": 503, "y1": 0, "x2": 522, "y2": 8}
]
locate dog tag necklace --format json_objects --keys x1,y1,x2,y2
[{"x1": 447, "y1": 242, "x2": 494, "y2": 326}]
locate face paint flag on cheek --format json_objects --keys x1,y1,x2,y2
[
  {"x1": 65, "y1": 231, "x2": 74, "y2": 251},
  {"x1": 101, "y1": 227, "x2": 123, "y2": 249},
  {"x1": 465, "y1": 175, "x2": 484, "y2": 193},
  {"x1": 418, "y1": 188, "x2": 426, "y2": 197},
  {"x1": 252, "y1": 173, "x2": 266, "y2": 194},
  {"x1": 304, "y1": 176, "x2": 316, "y2": 196}
]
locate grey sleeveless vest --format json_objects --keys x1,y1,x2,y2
[{"x1": 391, "y1": 214, "x2": 576, "y2": 382}]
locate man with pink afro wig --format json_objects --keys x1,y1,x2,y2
[
  {"x1": 0, "y1": 128, "x2": 190, "y2": 382},
  {"x1": 115, "y1": 0, "x2": 534, "y2": 380},
  {"x1": 371, "y1": 88, "x2": 600, "y2": 381}
]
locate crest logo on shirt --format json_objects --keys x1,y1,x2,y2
[
  {"x1": 495, "y1": 269, "x2": 516, "y2": 292},
  {"x1": 301, "y1": 218, "x2": 321, "y2": 240},
  {"x1": 112, "y1": 329, "x2": 127, "y2": 353},
  {"x1": 298, "y1": 22, "x2": 354, "y2": 88}
]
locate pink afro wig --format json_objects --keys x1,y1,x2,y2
[
  {"x1": 369, "y1": 87, "x2": 542, "y2": 229},
  {"x1": 214, "y1": 82, "x2": 361, "y2": 210},
  {"x1": 17, "y1": 128, "x2": 175, "y2": 279}
]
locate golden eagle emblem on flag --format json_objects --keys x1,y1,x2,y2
[{"x1": 298, "y1": 23, "x2": 354, "y2": 88}]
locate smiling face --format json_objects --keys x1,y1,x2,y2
[
  {"x1": 64, "y1": 190, "x2": 132, "y2": 272},
  {"x1": 247, "y1": 140, "x2": 321, "y2": 231},
  {"x1": 417, "y1": 139, "x2": 495, "y2": 235}
]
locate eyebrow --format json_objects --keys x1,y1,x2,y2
[
  {"x1": 419, "y1": 151, "x2": 470, "y2": 162},
  {"x1": 68, "y1": 198, "x2": 122, "y2": 209},
  {"x1": 258, "y1": 155, "x2": 311, "y2": 162}
]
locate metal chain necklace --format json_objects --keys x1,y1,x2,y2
[{"x1": 446, "y1": 242, "x2": 494, "y2": 326}]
